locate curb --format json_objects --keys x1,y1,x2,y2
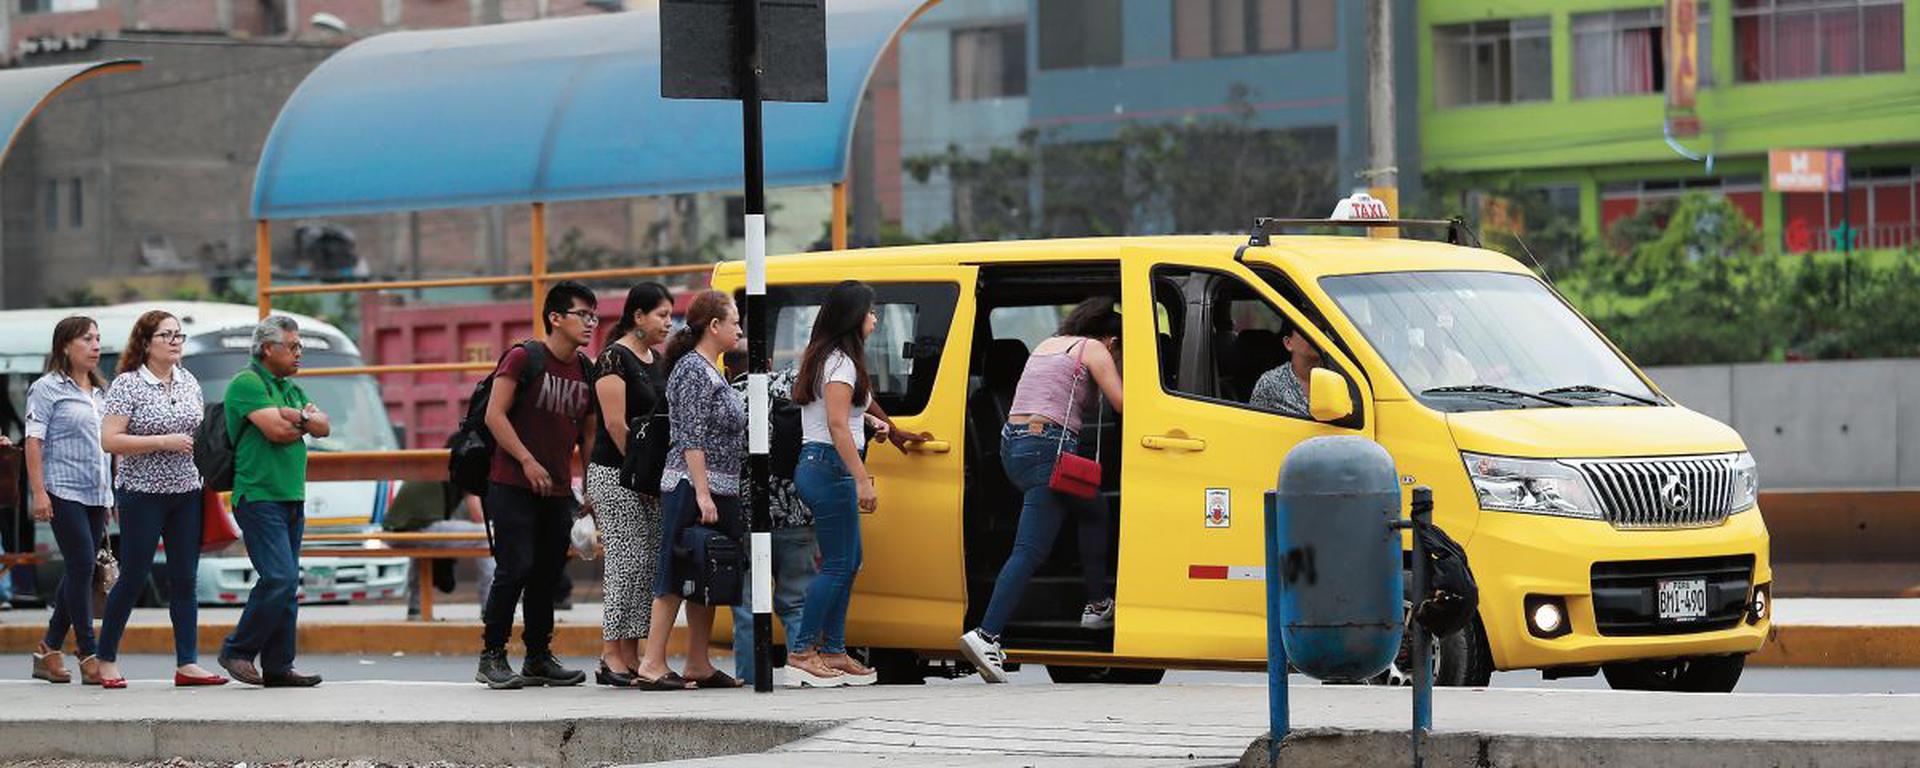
[
  {"x1": 1, "y1": 622, "x2": 694, "y2": 658},
  {"x1": 0, "y1": 717, "x2": 826, "y2": 768},
  {"x1": 1751, "y1": 625, "x2": 1920, "y2": 668},
  {"x1": 6, "y1": 622, "x2": 1918, "y2": 667},
  {"x1": 1240, "y1": 730, "x2": 1920, "y2": 768}
]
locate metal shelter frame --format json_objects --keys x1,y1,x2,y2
[{"x1": 247, "y1": 2, "x2": 935, "y2": 481}]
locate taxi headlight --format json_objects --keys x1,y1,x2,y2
[
  {"x1": 1729, "y1": 452, "x2": 1760, "y2": 513},
  {"x1": 1463, "y1": 453, "x2": 1603, "y2": 520}
]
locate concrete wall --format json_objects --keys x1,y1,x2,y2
[{"x1": 1646, "y1": 360, "x2": 1920, "y2": 490}]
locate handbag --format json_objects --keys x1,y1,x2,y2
[
  {"x1": 92, "y1": 534, "x2": 119, "y2": 596},
  {"x1": 1048, "y1": 340, "x2": 1105, "y2": 501},
  {"x1": 201, "y1": 489, "x2": 241, "y2": 551},
  {"x1": 618, "y1": 347, "x2": 673, "y2": 495}
]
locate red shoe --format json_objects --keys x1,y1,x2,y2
[
  {"x1": 102, "y1": 677, "x2": 127, "y2": 689},
  {"x1": 175, "y1": 671, "x2": 230, "y2": 687}
]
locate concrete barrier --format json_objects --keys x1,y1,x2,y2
[{"x1": 1241, "y1": 731, "x2": 1920, "y2": 768}]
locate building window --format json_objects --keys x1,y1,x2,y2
[
  {"x1": 1734, "y1": 0, "x2": 1904, "y2": 83},
  {"x1": 725, "y1": 195, "x2": 745, "y2": 239},
  {"x1": 1573, "y1": 8, "x2": 1715, "y2": 98},
  {"x1": 1433, "y1": 18, "x2": 1552, "y2": 107},
  {"x1": 68, "y1": 178, "x2": 82, "y2": 228},
  {"x1": 1600, "y1": 176, "x2": 1764, "y2": 237},
  {"x1": 1782, "y1": 166, "x2": 1919, "y2": 252},
  {"x1": 1037, "y1": 0, "x2": 1123, "y2": 70},
  {"x1": 952, "y1": 24, "x2": 1027, "y2": 100},
  {"x1": 1173, "y1": 0, "x2": 1337, "y2": 60},
  {"x1": 42, "y1": 180, "x2": 62, "y2": 232},
  {"x1": 19, "y1": 0, "x2": 101, "y2": 14}
]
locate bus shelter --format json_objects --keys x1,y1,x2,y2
[{"x1": 250, "y1": 1, "x2": 935, "y2": 483}]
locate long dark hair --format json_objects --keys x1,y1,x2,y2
[
  {"x1": 45, "y1": 315, "x2": 106, "y2": 390},
  {"x1": 1057, "y1": 295, "x2": 1122, "y2": 339},
  {"x1": 665, "y1": 290, "x2": 734, "y2": 369},
  {"x1": 793, "y1": 281, "x2": 874, "y2": 406},
  {"x1": 606, "y1": 282, "x2": 674, "y2": 344},
  {"x1": 118, "y1": 310, "x2": 177, "y2": 376}
]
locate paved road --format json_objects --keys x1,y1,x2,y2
[{"x1": 86, "y1": 654, "x2": 1920, "y2": 694}]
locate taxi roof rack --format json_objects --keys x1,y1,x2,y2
[{"x1": 1244, "y1": 216, "x2": 1475, "y2": 248}]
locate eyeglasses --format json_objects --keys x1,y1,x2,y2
[
  {"x1": 151, "y1": 332, "x2": 187, "y2": 344},
  {"x1": 269, "y1": 340, "x2": 303, "y2": 353},
  {"x1": 563, "y1": 309, "x2": 600, "y2": 327}
]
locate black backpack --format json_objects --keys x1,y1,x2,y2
[
  {"x1": 729, "y1": 371, "x2": 805, "y2": 481},
  {"x1": 674, "y1": 524, "x2": 743, "y2": 606},
  {"x1": 194, "y1": 401, "x2": 236, "y2": 493},
  {"x1": 1413, "y1": 521, "x2": 1480, "y2": 637},
  {"x1": 447, "y1": 341, "x2": 589, "y2": 497}
]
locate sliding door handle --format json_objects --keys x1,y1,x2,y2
[{"x1": 1142, "y1": 434, "x2": 1207, "y2": 452}]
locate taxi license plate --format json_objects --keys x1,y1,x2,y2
[{"x1": 1658, "y1": 578, "x2": 1708, "y2": 621}]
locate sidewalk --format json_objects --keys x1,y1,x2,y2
[
  {"x1": 4, "y1": 599, "x2": 1918, "y2": 666},
  {"x1": 0, "y1": 678, "x2": 1915, "y2": 767}
]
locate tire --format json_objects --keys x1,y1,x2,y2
[
  {"x1": 1374, "y1": 613, "x2": 1494, "y2": 688},
  {"x1": 1602, "y1": 654, "x2": 1745, "y2": 693},
  {"x1": 1045, "y1": 665, "x2": 1166, "y2": 685}
]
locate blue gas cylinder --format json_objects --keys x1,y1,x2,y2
[{"x1": 1274, "y1": 435, "x2": 1404, "y2": 682}]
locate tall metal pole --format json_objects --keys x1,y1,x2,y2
[
  {"x1": 1366, "y1": 0, "x2": 1399, "y2": 238},
  {"x1": 739, "y1": 0, "x2": 775, "y2": 694},
  {"x1": 1409, "y1": 487, "x2": 1434, "y2": 768},
  {"x1": 1263, "y1": 492, "x2": 1290, "y2": 766}
]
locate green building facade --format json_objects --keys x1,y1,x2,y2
[{"x1": 1418, "y1": 0, "x2": 1920, "y2": 254}]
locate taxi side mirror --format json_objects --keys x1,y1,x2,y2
[{"x1": 1308, "y1": 368, "x2": 1355, "y2": 423}]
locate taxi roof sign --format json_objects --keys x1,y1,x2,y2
[{"x1": 1330, "y1": 192, "x2": 1391, "y2": 221}]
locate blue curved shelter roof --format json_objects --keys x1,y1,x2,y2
[
  {"x1": 252, "y1": 0, "x2": 932, "y2": 220},
  {"x1": 0, "y1": 59, "x2": 143, "y2": 168}
]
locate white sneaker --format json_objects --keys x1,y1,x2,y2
[
  {"x1": 1080, "y1": 599, "x2": 1115, "y2": 630},
  {"x1": 959, "y1": 629, "x2": 1010, "y2": 683}
]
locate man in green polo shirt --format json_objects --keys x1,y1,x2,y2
[{"x1": 216, "y1": 315, "x2": 330, "y2": 689}]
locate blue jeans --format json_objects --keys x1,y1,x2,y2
[
  {"x1": 222, "y1": 500, "x2": 304, "y2": 675},
  {"x1": 979, "y1": 424, "x2": 1112, "y2": 637},
  {"x1": 43, "y1": 495, "x2": 106, "y2": 655},
  {"x1": 732, "y1": 525, "x2": 819, "y2": 685},
  {"x1": 792, "y1": 443, "x2": 862, "y2": 655},
  {"x1": 99, "y1": 491, "x2": 202, "y2": 664}
]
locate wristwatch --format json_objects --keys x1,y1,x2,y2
[{"x1": 296, "y1": 413, "x2": 311, "y2": 433}]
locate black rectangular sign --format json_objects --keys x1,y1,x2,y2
[{"x1": 661, "y1": 0, "x2": 828, "y2": 102}]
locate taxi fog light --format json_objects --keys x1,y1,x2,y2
[
  {"x1": 1748, "y1": 583, "x2": 1770, "y2": 624},
  {"x1": 1525, "y1": 595, "x2": 1570, "y2": 639}
]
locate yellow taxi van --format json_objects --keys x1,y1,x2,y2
[{"x1": 709, "y1": 211, "x2": 1771, "y2": 692}]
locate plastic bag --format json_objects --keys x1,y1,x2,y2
[{"x1": 570, "y1": 514, "x2": 600, "y2": 561}]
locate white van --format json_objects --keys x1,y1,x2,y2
[{"x1": 0, "y1": 302, "x2": 409, "y2": 606}]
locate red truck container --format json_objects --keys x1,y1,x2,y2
[{"x1": 361, "y1": 288, "x2": 701, "y2": 449}]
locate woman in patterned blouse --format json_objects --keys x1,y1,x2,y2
[
  {"x1": 95, "y1": 310, "x2": 227, "y2": 688},
  {"x1": 634, "y1": 290, "x2": 747, "y2": 690}
]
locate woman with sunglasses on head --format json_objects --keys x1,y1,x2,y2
[
  {"x1": 95, "y1": 311, "x2": 226, "y2": 688},
  {"x1": 24, "y1": 316, "x2": 113, "y2": 685}
]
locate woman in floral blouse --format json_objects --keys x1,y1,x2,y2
[{"x1": 95, "y1": 310, "x2": 227, "y2": 688}]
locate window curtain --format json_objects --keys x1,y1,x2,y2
[
  {"x1": 1573, "y1": 28, "x2": 1612, "y2": 96},
  {"x1": 1862, "y1": 3, "x2": 1904, "y2": 72},
  {"x1": 1618, "y1": 27, "x2": 1655, "y2": 93},
  {"x1": 1820, "y1": 8, "x2": 1861, "y2": 75},
  {"x1": 1774, "y1": 9, "x2": 1819, "y2": 79},
  {"x1": 952, "y1": 30, "x2": 981, "y2": 100}
]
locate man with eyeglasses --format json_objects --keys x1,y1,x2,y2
[
  {"x1": 475, "y1": 281, "x2": 600, "y2": 689},
  {"x1": 218, "y1": 314, "x2": 330, "y2": 688}
]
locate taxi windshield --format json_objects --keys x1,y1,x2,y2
[{"x1": 1319, "y1": 270, "x2": 1660, "y2": 410}]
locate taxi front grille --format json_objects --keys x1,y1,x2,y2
[{"x1": 1567, "y1": 454, "x2": 1737, "y2": 530}]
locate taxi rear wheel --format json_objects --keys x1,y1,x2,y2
[
  {"x1": 1045, "y1": 665, "x2": 1167, "y2": 685},
  {"x1": 1602, "y1": 654, "x2": 1745, "y2": 693}
]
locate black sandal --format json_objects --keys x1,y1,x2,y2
[
  {"x1": 690, "y1": 670, "x2": 743, "y2": 689},
  {"x1": 634, "y1": 670, "x2": 692, "y2": 691}
]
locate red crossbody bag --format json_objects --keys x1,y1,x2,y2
[{"x1": 1048, "y1": 340, "x2": 1104, "y2": 500}]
